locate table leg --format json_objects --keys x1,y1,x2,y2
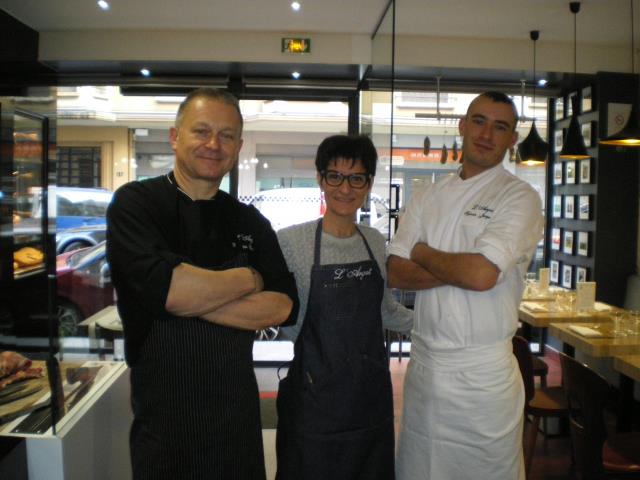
[{"x1": 618, "y1": 373, "x2": 634, "y2": 433}]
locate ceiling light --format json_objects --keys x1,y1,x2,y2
[
  {"x1": 291, "y1": 2, "x2": 301, "y2": 11},
  {"x1": 140, "y1": 68, "x2": 151, "y2": 77},
  {"x1": 292, "y1": 71, "x2": 301, "y2": 79},
  {"x1": 560, "y1": 2, "x2": 590, "y2": 160},
  {"x1": 97, "y1": 0, "x2": 109, "y2": 10},
  {"x1": 537, "y1": 78, "x2": 548, "y2": 87},
  {"x1": 517, "y1": 30, "x2": 549, "y2": 166},
  {"x1": 263, "y1": 162, "x2": 269, "y2": 169}
]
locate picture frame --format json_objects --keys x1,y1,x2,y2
[
  {"x1": 552, "y1": 195, "x2": 562, "y2": 218},
  {"x1": 562, "y1": 264, "x2": 573, "y2": 289},
  {"x1": 550, "y1": 260, "x2": 560, "y2": 283},
  {"x1": 555, "y1": 97, "x2": 564, "y2": 120},
  {"x1": 551, "y1": 227, "x2": 561, "y2": 251},
  {"x1": 579, "y1": 159, "x2": 591, "y2": 184},
  {"x1": 564, "y1": 195, "x2": 575, "y2": 219},
  {"x1": 576, "y1": 266, "x2": 588, "y2": 283},
  {"x1": 555, "y1": 130, "x2": 564, "y2": 151},
  {"x1": 581, "y1": 86, "x2": 592, "y2": 113},
  {"x1": 553, "y1": 163, "x2": 563, "y2": 185},
  {"x1": 581, "y1": 122, "x2": 593, "y2": 148},
  {"x1": 578, "y1": 195, "x2": 591, "y2": 220},
  {"x1": 577, "y1": 231, "x2": 589, "y2": 256},
  {"x1": 563, "y1": 230, "x2": 574, "y2": 254},
  {"x1": 565, "y1": 161, "x2": 576, "y2": 184}
]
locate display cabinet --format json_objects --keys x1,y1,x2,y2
[{"x1": 0, "y1": 90, "x2": 56, "y2": 342}]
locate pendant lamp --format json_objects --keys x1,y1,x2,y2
[
  {"x1": 440, "y1": 144, "x2": 448, "y2": 164},
  {"x1": 423, "y1": 136, "x2": 431, "y2": 155},
  {"x1": 518, "y1": 30, "x2": 550, "y2": 165},
  {"x1": 600, "y1": 0, "x2": 640, "y2": 146},
  {"x1": 559, "y1": 2, "x2": 590, "y2": 159}
]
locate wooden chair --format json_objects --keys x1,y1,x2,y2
[
  {"x1": 560, "y1": 353, "x2": 640, "y2": 479},
  {"x1": 512, "y1": 335, "x2": 569, "y2": 477}
]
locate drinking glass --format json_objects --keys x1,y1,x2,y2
[{"x1": 611, "y1": 311, "x2": 627, "y2": 337}]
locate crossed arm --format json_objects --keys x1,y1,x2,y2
[
  {"x1": 387, "y1": 243, "x2": 499, "y2": 292},
  {"x1": 165, "y1": 263, "x2": 294, "y2": 331}
]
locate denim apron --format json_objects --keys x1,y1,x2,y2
[
  {"x1": 129, "y1": 192, "x2": 266, "y2": 480},
  {"x1": 276, "y1": 220, "x2": 395, "y2": 480}
]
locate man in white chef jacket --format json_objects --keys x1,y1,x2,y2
[{"x1": 388, "y1": 91, "x2": 543, "y2": 480}]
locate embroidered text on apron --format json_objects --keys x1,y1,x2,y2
[
  {"x1": 129, "y1": 192, "x2": 266, "y2": 480},
  {"x1": 276, "y1": 220, "x2": 395, "y2": 480}
]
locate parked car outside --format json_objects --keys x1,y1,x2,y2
[
  {"x1": 56, "y1": 241, "x2": 113, "y2": 336},
  {"x1": 26, "y1": 186, "x2": 113, "y2": 231},
  {"x1": 56, "y1": 224, "x2": 107, "y2": 254}
]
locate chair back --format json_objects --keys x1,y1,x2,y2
[
  {"x1": 512, "y1": 336, "x2": 535, "y2": 406},
  {"x1": 559, "y1": 353, "x2": 614, "y2": 480}
]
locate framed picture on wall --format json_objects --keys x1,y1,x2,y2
[
  {"x1": 553, "y1": 195, "x2": 562, "y2": 218},
  {"x1": 563, "y1": 230, "x2": 574, "y2": 254},
  {"x1": 562, "y1": 264, "x2": 573, "y2": 289},
  {"x1": 564, "y1": 195, "x2": 575, "y2": 219},
  {"x1": 555, "y1": 97, "x2": 564, "y2": 120},
  {"x1": 577, "y1": 231, "x2": 589, "y2": 256},
  {"x1": 576, "y1": 266, "x2": 588, "y2": 283},
  {"x1": 581, "y1": 122, "x2": 593, "y2": 148},
  {"x1": 578, "y1": 195, "x2": 591, "y2": 220},
  {"x1": 555, "y1": 130, "x2": 564, "y2": 151},
  {"x1": 553, "y1": 163, "x2": 563, "y2": 185},
  {"x1": 550, "y1": 260, "x2": 560, "y2": 283},
  {"x1": 581, "y1": 86, "x2": 593, "y2": 112},
  {"x1": 565, "y1": 161, "x2": 576, "y2": 184},
  {"x1": 579, "y1": 159, "x2": 591, "y2": 183},
  {"x1": 551, "y1": 228, "x2": 561, "y2": 250}
]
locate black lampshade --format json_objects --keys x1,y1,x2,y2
[
  {"x1": 440, "y1": 144, "x2": 448, "y2": 164},
  {"x1": 518, "y1": 120, "x2": 548, "y2": 165},
  {"x1": 560, "y1": 96, "x2": 589, "y2": 159},
  {"x1": 600, "y1": 105, "x2": 640, "y2": 146}
]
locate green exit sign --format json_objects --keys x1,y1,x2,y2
[{"x1": 282, "y1": 38, "x2": 311, "y2": 54}]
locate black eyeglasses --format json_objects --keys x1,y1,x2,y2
[{"x1": 321, "y1": 170, "x2": 371, "y2": 189}]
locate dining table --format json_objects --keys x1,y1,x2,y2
[
  {"x1": 518, "y1": 300, "x2": 617, "y2": 355},
  {"x1": 549, "y1": 322, "x2": 640, "y2": 431}
]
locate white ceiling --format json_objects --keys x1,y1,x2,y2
[{"x1": 0, "y1": 0, "x2": 634, "y2": 47}]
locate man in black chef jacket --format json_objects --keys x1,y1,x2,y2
[{"x1": 106, "y1": 88, "x2": 299, "y2": 480}]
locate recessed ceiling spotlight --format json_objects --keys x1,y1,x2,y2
[
  {"x1": 97, "y1": 0, "x2": 110, "y2": 11},
  {"x1": 537, "y1": 78, "x2": 548, "y2": 87},
  {"x1": 292, "y1": 71, "x2": 301, "y2": 79},
  {"x1": 140, "y1": 68, "x2": 151, "y2": 77},
  {"x1": 291, "y1": 2, "x2": 301, "y2": 11}
]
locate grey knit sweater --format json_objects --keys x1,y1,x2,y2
[{"x1": 277, "y1": 219, "x2": 413, "y2": 342}]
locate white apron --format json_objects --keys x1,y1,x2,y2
[{"x1": 396, "y1": 338, "x2": 525, "y2": 480}]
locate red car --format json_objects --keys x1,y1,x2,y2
[{"x1": 56, "y1": 241, "x2": 114, "y2": 336}]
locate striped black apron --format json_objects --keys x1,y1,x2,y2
[
  {"x1": 129, "y1": 194, "x2": 266, "y2": 479},
  {"x1": 275, "y1": 220, "x2": 395, "y2": 479}
]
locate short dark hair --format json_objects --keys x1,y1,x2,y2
[
  {"x1": 175, "y1": 88, "x2": 243, "y2": 132},
  {"x1": 315, "y1": 135, "x2": 378, "y2": 177},
  {"x1": 468, "y1": 91, "x2": 519, "y2": 129}
]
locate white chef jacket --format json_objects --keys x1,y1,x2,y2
[{"x1": 389, "y1": 164, "x2": 544, "y2": 480}]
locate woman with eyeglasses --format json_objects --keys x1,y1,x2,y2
[{"x1": 275, "y1": 135, "x2": 413, "y2": 480}]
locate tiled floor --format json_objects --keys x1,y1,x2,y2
[{"x1": 259, "y1": 347, "x2": 578, "y2": 479}]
